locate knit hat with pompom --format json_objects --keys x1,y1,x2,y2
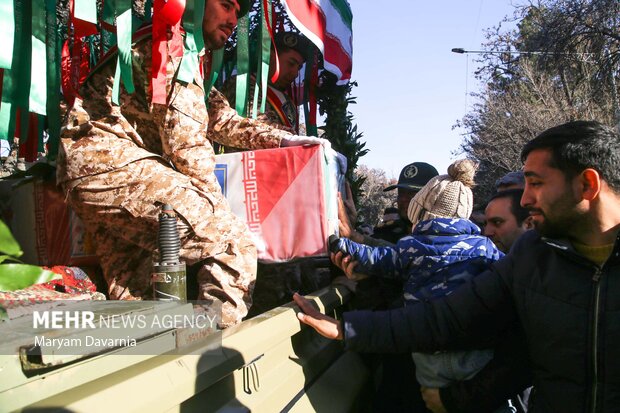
[{"x1": 407, "y1": 159, "x2": 477, "y2": 226}]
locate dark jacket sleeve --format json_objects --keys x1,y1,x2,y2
[
  {"x1": 342, "y1": 247, "x2": 520, "y2": 354},
  {"x1": 439, "y1": 325, "x2": 533, "y2": 413}
]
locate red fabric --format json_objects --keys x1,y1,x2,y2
[
  {"x1": 14, "y1": 179, "x2": 99, "y2": 267},
  {"x1": 17, "y1": 112, "x2": 39, "y2": 162},
  {"x1": 40, "y1": 266, "x2": 98, "y2": 294},
  {"x1": 250, "y1": 146, "x2": 327, "y2": 259},
  {"x1": 61, "y1": 0, "x2": 96, "y2": 106},
  {"x1": 261, "y1": 0, "x2": 279, "y2": 84},
  {"x1": 61, "y1": 40, "x2": 77, "y2": 106},
  {"x1": 151, "y1": 0, "x2": 185, "y2": 104},
  {"x1": 0, "y1": 267, "x2": 103, "y2": 313},
  {"x1": 15, "y1": 109, "x2": 39, "y2": 162},
  {"x1": 60, "y1": 37, "x2": 90, "y2": 107}
]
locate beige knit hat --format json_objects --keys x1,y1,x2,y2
[{"x1": 407, "y1": 159, "x2": 477, "y2": 226}]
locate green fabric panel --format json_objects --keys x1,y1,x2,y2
[
  {"x1": 113, "y1": 4, "x2": 135, "y2": 104},
  {"x1": 45, "y1": 0, "x2": 61, "y2": 158},
  {"x1": 258, "y1": 0, "x2": 271, "y2": 115},
  {"x1": 205, "y1": 48, "x2": 223, "y2": 99},
  {"x1": 328, "y1": 0, "x2": 353, "y2": 30},
  {"x1": 18, "y1": 107, "x2": 28, "y2": 144},
  {"x1": 178, "y1": 0, "x2": 196, "y2": 84},
  {"x1": 30, "y1": 0, "x2": 47, "y2": 115},
  {"x1": 178, "y1": 0, "x2": 204, "y2": 84},
  {"x1": 74, "y1": 0, "x2": 98, "y2": 24},
  {"x1": 0, "y1": 0, "x2": 15, "y2": 69},
  {"x1": 178, "y1": 32, "x2": 198, "y2": 83},
  {"x1": 13, "y1": 0, "x2": 32, "y2": 110},
  {"x1": 1, "y1": 0, "x2": 28, "y2": 124},
  {"x1": 29, "y1": 36, "x2": 47, "y2": 115},
  {"x1": 144, "y1": 0, "x2": 153, "y2": 23},
  {"x1": 252, "y1": 1, "x2": 270, "y2": 119},
  {"x1": 235, "y1": 14, "x2": 250, "y2": 116},
  {"x1": 0, "y1": 101, "x2": 13, "y2": 141},
  {"x1": 0, "y1": 0, "x2": 30, "y2": 140},
  {"x1": 304, "y1": 58, "x2": 317, "y2": 136},
  {"x1": 193, "y1": 0, "x2": 205, "y2": 55},
  {"x1": 112, "y1": 58, "x2": 122, "y2": 105},
  {"x1": 37, "y1": 114, "x2": 45, "y2": 152},
  {"x1": 102, "y1": 0, "x2": 116, "y2": 25}
]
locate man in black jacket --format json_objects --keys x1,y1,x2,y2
[{"x1": 294, "y1": 120, "x2": 620, "y2": 413}]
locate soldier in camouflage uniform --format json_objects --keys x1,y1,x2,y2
[{"x1": 57, "y1": 0, "x2": 327, "y2": 327}]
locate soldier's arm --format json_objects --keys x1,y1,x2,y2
[
  {"x1": 219, "y1": 78, "x2": 295, "y2": 135},
  {"x1": 152, "y1": 82, "x2": 222, "y2": 186},
  {"x1": 207, "y1": 87, "x2": 292, "y2": 150}
]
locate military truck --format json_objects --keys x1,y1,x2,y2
[{"x1": 0, "y1": 285, "x2": 371, "y2": 412}]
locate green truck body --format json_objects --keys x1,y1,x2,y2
[{"x1": 0, "y1": 286, "x2": 371, "y2": 412}]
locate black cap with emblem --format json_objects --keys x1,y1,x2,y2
[
  {"x1": 237, "y1": 0, "x2": 251, "y2": 17},
  {"x1": 384, "y1": 162, "x2": 439, "y2": 192},
  {"x1": 274, "y1": 31, "x2": 313, "y2": 61}
]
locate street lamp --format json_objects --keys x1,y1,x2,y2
[
  {"x1": 451, "y1": 47, "x2": 551, "y2": 56},
  {"x1": 452, "y1": 47, "x2": 620, "y2": 131}
]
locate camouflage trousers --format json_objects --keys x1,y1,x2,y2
[{"x1": 65, "y1": 158, "x2": 257, "y2": 327}]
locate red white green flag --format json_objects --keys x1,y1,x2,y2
[{"x1": 281, "y1": 0, "x2": 353, "y2": 84}]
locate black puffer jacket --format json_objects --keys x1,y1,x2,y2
[{"x1": 343, "y1": 230, "x2": 620, "y2": 413}]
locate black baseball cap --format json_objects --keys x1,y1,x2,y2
[
  {"x1": 383, "y1": 162, "x2": 439, "y2": 192},
  {"x1": 237, "y1": 0, "x2": 251, "y2": 17}
]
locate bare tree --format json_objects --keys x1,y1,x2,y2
[
  {"x1": 355, "y1": 165, "x2": 395, "y2": 227},
  {"x1": 457, "y1": 0, "x2": 619, "y2": 206}
]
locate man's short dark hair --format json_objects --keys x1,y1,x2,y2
[
  {"x1": 521, "y1": 120, "x2": 620, "y2": 193},
  {"x1": 488, "y1": 189, "x2": 529, "y2": 226}
]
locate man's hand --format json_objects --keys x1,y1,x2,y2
[
  {"x1": 420, "y1": 387, "x2": 447, "y2": 413},
  {"x1": 330, "y1": 251, "x2": 368, "y2": 281},
  {"x1": 293, "y1": 293, "x2": 344, "y2": 340}
]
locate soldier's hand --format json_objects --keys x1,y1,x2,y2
[
  {"x1": 293, "y1": 293, "x2": 343, "y2": 340},
  {"x1": 281, "y1": 135, "x2": 331, "y2": 148},
  {"x1": 420, "y1": 387, "x2": 448, "y2": 413}
]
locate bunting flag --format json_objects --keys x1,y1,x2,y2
[{"x1": 280, "y1": 0, "x2": 353, "y2": 84}]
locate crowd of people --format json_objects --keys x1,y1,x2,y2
[
  {"x1": 296, "y1": 120, "x2": 620, "y2": 412},
  {"x1": 59, "y1": 0, "x2": 620, "y2": 411}
]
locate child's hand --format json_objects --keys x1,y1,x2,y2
[
  {"x1": 330, "y1": 251, "x2": 369, "y2": 281},
  {"x1": 420, "y1": 387, "x2": 447, "y2": 413}
]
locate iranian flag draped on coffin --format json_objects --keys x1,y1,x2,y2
[{"x1": 214, "y1": 145, "x2": 341, "y2": 262}]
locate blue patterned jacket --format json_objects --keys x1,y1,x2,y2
[{"x1": 334, "y1": 218, "x2": 503, "y2": 302}]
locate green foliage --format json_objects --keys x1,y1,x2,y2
[
  {"x1": 0, "y1": 220, "x2": 60, "y2": 291},
  {"x1": 0, "y1": 264, "x2": 60, "y2": 291},
  {"x1": 316, "y1": 72, "x2": 368, "y2": 209},
  {"x1": 0, "y1": 220, "x2": 22, "y2": 259}
]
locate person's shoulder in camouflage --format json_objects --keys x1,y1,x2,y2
[{"x1": 220, "y1": 75, "x2": 295, "y2": 135}]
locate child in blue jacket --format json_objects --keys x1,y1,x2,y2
[{"x1": 331, "y1": 159, "x2": 504, "y2": 389}]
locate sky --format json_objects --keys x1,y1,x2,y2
[{"x1": 349, "y1": 0, "x2": 519, "y2": 178}]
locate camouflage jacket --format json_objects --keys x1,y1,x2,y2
[
  {"x1": 58, "y1": 37, "x2": 294, "y2": 191},
  {"x1": 220, "y1": 75, "x2": 297, "y2": 135}
]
